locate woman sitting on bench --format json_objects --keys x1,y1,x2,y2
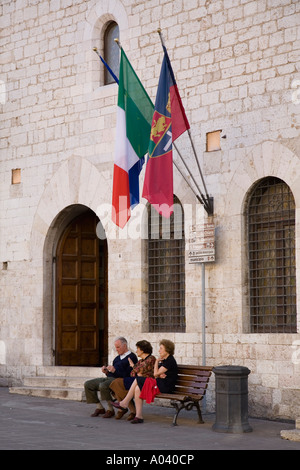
[{"x1": 112, "y1": 339, "x2": 178, "y2": 424}]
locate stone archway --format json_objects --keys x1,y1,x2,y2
[
  {"x1": 220, "y1": 141, "x2": 300, "y2": 332},
  {"x1": 222, "y1": 141, "x2": 300, "y2": 217},
  {"x1": 30, "y1": 156, "x2": 111, "y2": 366}
]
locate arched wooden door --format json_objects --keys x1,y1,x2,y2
[{"x1": 55, "y1": 210, "x2": 108, "y2": 366}]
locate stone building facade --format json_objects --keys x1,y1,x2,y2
[{"x1": 0, "y1": 0, "x2": 300, "y2": 420}]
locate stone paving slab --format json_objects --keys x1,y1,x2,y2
[{"x1": 1, "y1": 387, "x2": 300, "y2": 452}]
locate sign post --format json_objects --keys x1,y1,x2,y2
[
  {"x1": 188, "y1": 222, "x2": 215, "y2": 367},
  {"x1": 188, "y1": 222, "x2": 215, "y2": 411},
  {"x1": 201, "y1": 262, "x2": 206, "y2": 366}
]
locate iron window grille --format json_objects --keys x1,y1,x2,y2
[
  {"x1": 248, "y1": 177, "x2": 296, "y2": 333},
  {"x1": 147, "y1": 198, "x2": 186, "y2": 332}
]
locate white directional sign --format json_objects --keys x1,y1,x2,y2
[{"x1": 188, "y1": 222, "x2": 215, "y2": 263}]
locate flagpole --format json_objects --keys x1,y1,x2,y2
[
  {"x1": 173, "y1": 142, "x2": 206, "y2": 206},
  {"x1": 173, "y1": 159, "x2": 196, "y2": 197},
  {"x1": 92, "y1": 47, "x2": 119, "y2": 84},
  {"x1": 157, "y1": 29, "x2": 213, "y2": 215},
  {"x1": 173, "y1": 158, "x2": 203, "y2": 204},
  {"x1": 157, "y1": 28, "x2": 165, "y2": 47},
  {"x1": 174, "y1": 141, "x2": 210, "y2": 211},
  {"x1": 114, "y1": 38, "x2": 122, "y2": 50},
  {"x1": 187, "y1": 127, "x2": 213, "y2": 214}
]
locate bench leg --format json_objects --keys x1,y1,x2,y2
[
  {"x1": 194, "y1": 401, "x2": 204, "y2": 424},
  {"x1": 170, "y1": 401, "x2": 184, "y2": 426},
  {"x1": 170, "y1": 400, "x2": 204, "y2": 425}
]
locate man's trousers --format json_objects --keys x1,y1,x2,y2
[{"x1": 84, "y1": 377, "x2": 115, "y2": 404}]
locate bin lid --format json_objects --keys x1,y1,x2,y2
[{"x1": 213, "y1": 365, "x2": 251, "y2": 376}]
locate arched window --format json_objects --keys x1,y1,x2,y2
[
  {"x1": 247, "y1": 177, "x2": 296, "y2": 333},
  {"x1": 147, "y1": 196, "x2": 186, "y2": 332},
  {"x1": 104, "y1": 22, "x2": 119, "y2": 85}
]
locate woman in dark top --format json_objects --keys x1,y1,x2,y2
[
  {"x1": 154, "y1": 352, "x2": 178, "y2": 393},
  {"x1": 112, "y1": 339, "x2": 178, "y2": 423}
]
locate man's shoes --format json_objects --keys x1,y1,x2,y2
[
  {"x1": 131, "y1": 417, "x2": 144, "y2": 424},
  {"x1": 102, "y1": 410, "x2": 115, "y2": 418},
  {"x1": 91, "y1": 408, "x2": 105, "y2": 417},
  {"x1": 115, "y1": 409, "x2": 128, "y2": 420},
  {"x1": 127, "y1": 413, "x2": 136, "y2": 421}
]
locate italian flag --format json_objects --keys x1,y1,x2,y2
[{"x1": 112, "y1": 49, "x2": 154, "y2": 228}]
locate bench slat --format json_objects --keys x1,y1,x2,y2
[
  {"x1": 157, "y1": 392, "x2": 205, "y2": 401},
  {"x1": 176, "y1": 385, "x2": 206, "y2": 393},
  {"x1": 176, "y1": 380, "x2": 209, "y2": 387},
  {"x1": 178, "y1": 369, "x2": 211, "y2": 377},
  {"x1": 177, "y1": 365, "x2": 213, "y2": 371},
  {"x1": 175, "y1": 384, "x2": 209, "y2": 392},
  {"x1": 157, "y1": 393, "x2": 186, "y2": 400},
  {"x1": 177, "y1": 386, "x2": 206, "y2": 395},
  {"x1": 176, "y1": 377, "x2": 210, "y2": 385},
  {"x1": 177, "y1": 375, "x2": 211, "y2": 382}
]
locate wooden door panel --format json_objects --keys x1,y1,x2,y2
[
  {"x1": 61, "y1": 284, "x2": 77, "y2": 301},
  {"x1": 81, "y1": 238, "x2": 97, "y2": 255},
  {"x1": 62, "y1": 307, "x2": 78, "y2": 326},
  {"x1": 62, "y1": 260, "x2": 78, "y2": 279},
  {"x1": 80, "y1": 308, "x2": 97, "y2": 326},
  {"x1": 63, "y1": 237, "x2": 78, "y2": 255},
  {"x1": 81, "y1": 261, "x2": 96, "y2": 279},
  {"x1": 62, "y1": 331, "x2": 77, "y2": 351},
  {"x1": 56, "y1": 210, "x2": 107, "y2": 366},
  {"x1": 80, "y1": 331, "x2": 97, "y2": 350},
  {"x1": 81, "y1": 285, "x2": 96, "y2": 303}
]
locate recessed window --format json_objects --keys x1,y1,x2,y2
[
  {"x1": 104, "y1": 22, "x2": 119, "y2": 85},
  {"x1": 147, "y1": 196, "x2": 186, "y2": 332},
  {"x1": 206, "y1": 130, "x2": 221, "y2": 152},
  {"x1": 12, "y1": 169, "x2": 21, "y2": 184},
  {"x1": 248, "y1": 177, "x2": 296, "y2": 333}
]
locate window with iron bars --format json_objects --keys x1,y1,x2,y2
[
  {"x1": 248, "y1": 177, "x2": 296, "y2": 333},
  {"x1": 147, "y1": 197, "x2": 186, "y2": 332}
]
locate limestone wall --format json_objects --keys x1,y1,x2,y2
[{"x1": 0, "y1": 0, "x2": 300, "y2": 419}]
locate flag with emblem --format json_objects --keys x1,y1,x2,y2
[
  {"x1": 112, "y1": 49, "x2": 154, "y2": 228},
  {"x1": 142, "y1": 46, "x2": 190, "y2": 217}
]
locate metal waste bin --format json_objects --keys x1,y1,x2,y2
[{"x1": 212, "y1": 365, "x2": 252, "y2": 433}]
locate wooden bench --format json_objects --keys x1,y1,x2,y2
[{"x1": 155, "y1": 364, "x2": 213, "y2": 426}]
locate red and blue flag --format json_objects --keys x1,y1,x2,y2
[{"x1": 142, "y1": 46, "x2": 190, "y2": 217}]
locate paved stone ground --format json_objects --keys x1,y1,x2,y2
[{"x1": 1, "y1": 387, "x2": 300, "y2": 453}]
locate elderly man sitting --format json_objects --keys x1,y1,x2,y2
[{"x1": 84, "y1": 337, "x2": 137, "y2": 418}]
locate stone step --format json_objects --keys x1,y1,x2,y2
[
  {"x1": 8, "y1": 366, "x2": 101, "y2": 401},
  {"x1": 23, "y1": 376, "x2": 87, "y2": 389},
  {"x1": 36, "y1": 366, "x2": 100, "y2": 378},
  {"x1": 9, "y1": 386, "x2": 84, "y2": 401}
]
